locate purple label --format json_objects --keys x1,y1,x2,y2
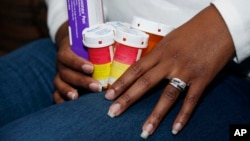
[{"x1": 67, "y1": 0, "x2": 100, "y2": 59}]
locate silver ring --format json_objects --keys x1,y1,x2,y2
[{"x1": 169, "y1": 78, "x2": 187, "y2": 92}]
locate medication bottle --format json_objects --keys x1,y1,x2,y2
[
  {"x1": 108, "y1": 27, "x2": 149, "y2": 85},
  {"x1": 105, "y1": 21, "x2": 131, "y2": 31},
  {"x1": 82, "y1": 24, "x2": 114, "y2": 89},
  {"x1": 131, "y1": 16, "x2": 174, "y2": 57},
  {"x1": 105, "y1": 21, "x2": 131, "y2": 51},
  {"x1": 67, "y1": 0, "x2": 104, "y2": 59}
]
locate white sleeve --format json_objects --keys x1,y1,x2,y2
[
  {"x1": 45, "y1": 0, "x2": 68, "y2": 42},
  {"x1": 212, "y1": 0, "x2": 250, "y2": 63}
]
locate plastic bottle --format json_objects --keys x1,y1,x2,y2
[
  {"x1": 82, "y1": 24, "x2": 114, "y2": 89},
  {"x1": 131, "y1": 16, "x2": 174, "y2": 57},
  {"x1": 105, "y1": 21, "x2": 131, "y2": 31},
  {"x1": 108, "y1": 27, "x2": 149, "y2": 85}
]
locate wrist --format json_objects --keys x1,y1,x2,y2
[{"x1": 55, "y1": 21, "x2": 69, "y2": 47}]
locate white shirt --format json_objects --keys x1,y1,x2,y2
[{"x1": 45, "y1": 0, "x2": 250, "y2": 63}]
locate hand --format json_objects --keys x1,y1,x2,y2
[
  {"x1": 53, "y1": 21, "x2": 101, "y2": 103},
  {"x1": 105, "y1": 5, "x2": 235, "y2": 138}
]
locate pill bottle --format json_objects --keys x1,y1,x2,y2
[
  {"x1": 82, "y1": 24, "x2": 114, "y2": 89},
  {"x1": 67, "y1": 0, "x2": 104, "y2": 59},
  {"x1": 131, "y1": 16, "x2": 174, "y2": 57},
  {"x1": 108, "y1": 27, "x2": 149, "y2": 85},
  {"x1": 105, "y1": 21, "x2": 131, "y2": 31}
]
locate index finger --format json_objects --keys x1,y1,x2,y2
[{"x1": 105, "y1": 55, "x2": 157, "y2": 100}]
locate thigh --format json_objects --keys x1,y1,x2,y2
[
  {"x1": 0, "y1": 38, "x2": 57, "y2": 127},
  {"x1": 0, "y1": 73, "x2": 249, "y2": 141},
  {"x1": 152, "y1": 73, "x2": 250, "y2": 141}
]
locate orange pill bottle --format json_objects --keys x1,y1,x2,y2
[
  {"x1": 131, "y1": 16, "x2": 175, "y2": 57},
  {"x1": 82, "y1": 24, "x2": 114, "y2": 89},
  {"x1": 108, "y1": 27, "x2": 149, "y2": 85}
]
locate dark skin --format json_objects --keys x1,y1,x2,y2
[
  {"x1": 53, "y1": 22, "x2": 101, "y2": 103},
  {"x1": 53, "y1": 5, "x2": 234, "y2": 138}
]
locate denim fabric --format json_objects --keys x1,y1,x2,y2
[
  {"x1": 0, "y1": 39, "x2": 250, "y2": 141},
  {"x1": 0, "y1": 38, "x2": 57, "y2": 127}
]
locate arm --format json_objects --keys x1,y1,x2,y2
[
  {"x1": 106, "y1": 0, "x2": 250, "y2": 138},
  {"x1": 212, "y1": 0, "x2": 250, "y2": 62},
  {"x1": 45, "y1": 0, "x2": 68, "y2": 43},
  {"x1": 105, "y1": 4, "x2": 237, "y2": 139}
]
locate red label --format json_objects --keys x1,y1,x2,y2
[
  {"x1": 88, "y1": 47, "x2": 112, "y2": 64},
  {"x1": 114, "y1": 43, "x2": 139, "y2": 65}
]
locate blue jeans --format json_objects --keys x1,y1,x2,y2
[{"x1": 0, "y1": 38, "x2": 250, "y2": 141}]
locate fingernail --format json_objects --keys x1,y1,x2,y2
[
  {"x1": 81, "y1": 64, "x2": 93, "y2": 74},
  {"x1": 105, "y1": 89, "x2": 115, "y2": 100},
  {"x1": 107, "y1": 103, "x2": 121, "y2": 118},
  {"x1": 172, "y1": 122, "x2": 182, "y2": 135},
  {"x1": 140, "y1": 123, "x2": 154, "y2": 139},
  {"x1": 89, "y1": 83, "x2": 102, "y2": 92},
  {"x1": 67, "y1": 91, "x2": 78, "y2": 100}
]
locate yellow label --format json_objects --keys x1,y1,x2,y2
[
  {"x1": 92, "y1": 63, "x2": 111, "y2": 80},
  {"x1": 110, "y1": 61, "x2": 130, "y2": 79}
]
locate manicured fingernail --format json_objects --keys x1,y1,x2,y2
[
  {"x1": 172, "y1": 122, "x2": 182, "y2": 135},
  {"x1": 107, "y1": 103, "x2": 121, "y2": 118},
  {"x1": 140, "y1": 123, "x2": 154, "y2": 139},
  {"x1": 105, "y1": 89, "x2": 115, "y2": 100},
  {"x1": 89, "y1": 83, "x2": 102, "y2": 92},
  {"x1": 81, "y1": 64, "x2": 93, "y2": 74},
  {"x1": 67, "y1": 91, "x2": 78, "y2": 100}
]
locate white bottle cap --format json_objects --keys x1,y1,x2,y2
[
  {"x1": 105, "y1": 21, "x2": 131, "y2": 31},
  {"x1": 131, "y1": 16, "x2": 175, "y2": 36},
  {"x1": 82, "y1": 24, "x2": 114, "y2": 48},
  {"x1": 114, "y1": 27, "x2": 149, "y2": 48}
]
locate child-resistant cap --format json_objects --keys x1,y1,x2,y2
[
  {"x1": 82, "y1": 24, "x2": 114, "y2": 48},
  {"x1": 114, "y1": 26, "x2": 149, "y2": 48},
  {"x1": 131, "y1": 16, "x2": 175, "y2": 36},
  {"x1": 106, "y1": 21, "x2": 131, "y2": 31}
]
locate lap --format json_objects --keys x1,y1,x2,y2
[
  {"x1": 0, "y1": 73, "x2": 249, "y2": 141},
  {"x1": 0, "y1": 38, "x2": 57, "y2": 127}
]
